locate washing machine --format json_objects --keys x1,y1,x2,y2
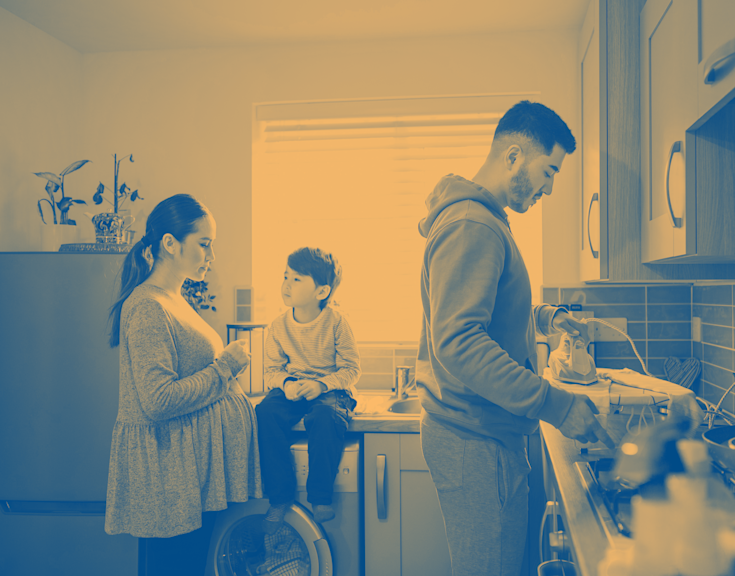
[{"x1": 206, "y1": 438, "x2": 361, "y2": 576}]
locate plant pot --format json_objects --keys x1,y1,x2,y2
[
  {"x1": 39, "y1": 224, "x2": 81, "y2": 251},
  {"x1": 91, "y1": 212, "x2": 126, "y2": 244}
]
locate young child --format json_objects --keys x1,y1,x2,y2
[{"x1": 255, "y1": 247, "x2": 361, "y2": 533}]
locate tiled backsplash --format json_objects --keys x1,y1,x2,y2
[
  {"x1": 543, "y1": 283, "x2": 735, "y2": 414},
  {"x1": 355, "y1": 344, "x2": 417, "y2": 391}
]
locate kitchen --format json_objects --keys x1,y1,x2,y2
[{"x1": 2, "y1": 0, "x2": 735, "y2": 575}]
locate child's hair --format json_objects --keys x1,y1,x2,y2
[
  {"x1": 287, "y1": 247, "x2": 342, "y2": 309},
  {"x1": 108, "y1": 193, "x2": 211, "y2": 348}
]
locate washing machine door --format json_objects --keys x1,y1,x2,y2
[{"x1": 210, "y1": 500, "x2": 333, "y2": 576}]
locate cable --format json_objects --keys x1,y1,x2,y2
[{"x1": 581, "y1": 318, "x2": 653, "y2": 378}]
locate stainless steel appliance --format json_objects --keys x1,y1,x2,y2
[{"x1": 0, "y1": 253, "x2": 138, "y2": 575}]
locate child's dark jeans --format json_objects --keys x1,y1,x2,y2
[{"x1": 255, "y1": 388, "x2": 356, "y2": 506}]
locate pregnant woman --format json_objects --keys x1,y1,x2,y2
[{"x1": 104, "y1": 193, "x2": 262, "y2": 575}]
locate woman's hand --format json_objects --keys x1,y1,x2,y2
[{"x1": 224, "y1": 339, "x2": 251, "y2": 371}]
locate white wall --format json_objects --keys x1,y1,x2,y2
[
  {"x1": 0, "y1": 7, "x2": 84, "y2": 250},
  {"x1": 1, "y1": 13, "x2": 580, "y2": 339}
]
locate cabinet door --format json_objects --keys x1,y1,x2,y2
[
  {"x1": 641, "y1": 0, "x2": 698, "y2": 262},
  {"x1": 579, "y1": 0, "x2": 604, "y2": 281},
  {"x1": 364, "y1": 434, "x2": 401, "y2": 576},
  {"x1": 698, "y1": 0, "x2": 735, "y2": 122},
  {"x1": 399, "y1": 435, "x2": 452, "y2": 576}
]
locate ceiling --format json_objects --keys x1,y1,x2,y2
[{"x1": 0, "y1": 0, "x2": 589, "y2": 53}]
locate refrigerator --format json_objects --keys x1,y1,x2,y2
[{"x1": 0, "y1": 253, "x2": 138, "y2": 575}]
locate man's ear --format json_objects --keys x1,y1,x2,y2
[
  {"x1": 505, "y1": 144, "x2": 523, "y2": 171},
  {"x1": 316, "y1": 285, "x2": 332, "y2": 302}
]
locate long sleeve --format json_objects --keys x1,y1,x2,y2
[
  {"x1": 124, "y1": 298, "x2": 242, "y2": 421},
  {"x1": 316, "y1": 315, "x2": 361, "y2": 392},
  {"x1": 264, "y1": 327, "x2": 296, "y2": 390},
  {"x1": 425, "y1": 219, "x2": 574, "y2": 427}
]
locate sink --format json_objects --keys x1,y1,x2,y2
[{"x1": 387, "y1": 397, "x2": 422, "y2": 415}]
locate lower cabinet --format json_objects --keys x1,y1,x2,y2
[{"x1": 363, "y1": 433, "x2": 451, "y2": 576}]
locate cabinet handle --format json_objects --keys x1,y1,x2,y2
[
  {"x1": 586, "y1": 193, "x2": 599, "y2": 258},
  {"x1": 376, "y1": 454, "x2": 387, "y2": 519},
  {"x1": 703, "y1": 37, "x2": 735, "y2": 85},
  {"x1": 539, "y1": 501, "x2": 557, "y2": 563},
  {"x1": 665, "y1": 141, "x2": 683, "y2": 228}
]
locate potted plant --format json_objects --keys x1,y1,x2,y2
[
  {"x1": 90, "y1": 154, "x2": 144, "y2": 243},
  {"x1": 34, "y1": 160, "x2": 90, "y2": 225}
]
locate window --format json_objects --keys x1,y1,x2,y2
[{"x1": 252, "y1": 94, "x2": 542, "y2": 342}]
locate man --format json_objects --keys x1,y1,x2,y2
[{"x1": 416, "y1": 100, "x2": 613, "y2": 576}]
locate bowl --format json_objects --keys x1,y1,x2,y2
[{"x1": 702, "y1": 425, "x2": 735, "y2": 471}]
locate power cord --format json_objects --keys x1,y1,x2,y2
[{"x1": 580, "y1": 318, "x2": 653, "y2": 378}]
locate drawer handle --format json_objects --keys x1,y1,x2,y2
[
  {"x1": 704, "y1": 37, "x2": 735, "y2": 85},
  {"x1": 666, "y1": 141, "x2": 683, "y2": 228},
  {"x1": 586, "y1": 193, "x2": 599, "y2": 258},
  {"x1": 376, "y1": 454, "x2": 387, "y2": 519}
]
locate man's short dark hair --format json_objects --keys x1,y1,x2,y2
[
  {"x1": 287, "y1": 247, "x2": 342, "y2": 309},
  {"x1": 494, "y1": 100, "x2": 576, "y2": 156}
]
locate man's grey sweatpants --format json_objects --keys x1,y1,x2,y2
[{"x1": 421, "y1": 415, "x2": 531, "y2": 576}]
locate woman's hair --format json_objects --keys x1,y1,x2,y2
[
  {"x1": 287, "y1": 247, "x2": 342, "y2": 310},
  {"x1": 108, "y1": 194, "x2": 210, "y2": 347}
]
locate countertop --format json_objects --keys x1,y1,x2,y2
[
  {"x1": 247, "y1": 391, "x2": 421, "y2": 433},
  {"x1": 539, "y1": 421, "x2": 631, "y2": 576}
]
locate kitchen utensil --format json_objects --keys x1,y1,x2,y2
[{"x1": 703, "y1": 426, "x2": 735, "y2": 471}]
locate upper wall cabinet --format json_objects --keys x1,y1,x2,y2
[
  {"x1": 641, "y1": 0, "x2": 735, "y2": 263},
  {"x1": 698, "y1": 0, "x2": 735, "y2": 124}
]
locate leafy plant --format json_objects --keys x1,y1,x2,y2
[
  {"x1": 182, "y1": 279, "x2": 217, "y2": 314},
  {"x1": 92, "y1": 153, "x2": 143, "y2": 213},
  {"x1": 34, "y1": 160, "x2": 90, "y2": 225}
]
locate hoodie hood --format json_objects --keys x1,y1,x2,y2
[{"x1": 418, "y1": 174, "x2": 509, "y2": 238}]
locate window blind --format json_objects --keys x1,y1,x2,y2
[{"x1": 252, "y1": 94, "x2": 543, "y2": 342}]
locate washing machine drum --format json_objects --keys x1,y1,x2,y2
[{"x1": 208, "y1": 500, "x2": 333, "y2": 576}]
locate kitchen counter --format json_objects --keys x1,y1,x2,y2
[
  {"x1": 247, "y1": 391, "x2": 421, "y2": 433},
  {"x1": 539, "y1": 421, "x2": 632, "y2": 576}
]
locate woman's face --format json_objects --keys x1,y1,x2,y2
[{"x1": 176, "y1": 215, "x2": 216, "y2": 282}]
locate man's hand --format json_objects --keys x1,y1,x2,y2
[
  {"x1": 283, "y1": 380, "x2": 302, "y2": 400},
  {"x1": 552, "y1": 310, "x2": 590, "y2": 345},
  {"x1": 557, "y1": 394, "x2": 615, "y2": 449},
  {"x1": 294, "y1": 379, "x2": 328, "y2": 401}
]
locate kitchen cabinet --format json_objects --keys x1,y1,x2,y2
[
  {"x1": 363, "y1": 433, "x2": 451, "y2": 576},
  {"x1": 641, "y1": 0, "x2": 735, "y2": 263},
  {"x1": 578, "y1": 0, "x2": 644, "y2": 280}
]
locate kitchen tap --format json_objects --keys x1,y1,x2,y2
[{"x1": 393, "y1": 366, "x2": 415, "y2": 399}]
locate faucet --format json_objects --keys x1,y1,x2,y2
[{"x1": 393, "y1": 366, "x2": 415, "y2": 399}]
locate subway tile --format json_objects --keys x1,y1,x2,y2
[
  {"x1": 693, "y1": 304, "x2": 733, "y2": 327},
  {"x1": 647, "y1": 358, "x2": 666, "y2": 377},
  {"x1": 560, "y1": 287, "x2": 645, "y2": 305},
  {"x1": 596, "y1": 341, "x2": 646, "y2": 358},
  {"x1": 355, "y1": 373, "x2": 393, "y2": 390},
  {"x1": 701, "y1": 382, "x2": 735, "y2": 413},
  {"x1": 647, "y1": 285, "x2": 691, "y2": 304},
  {"x1": 702, "y1": 324, "x2": 734, "y2": 348},
  {"x1": 703, "y1": 344, "x2": 735, "y2": 372},
  {"x1": 585, "y1": 304, "x2": 646, "y2": 321},
  {"x1": 648, "y1": 340, "x2": 693, "y2": 358},
  {"x1": 595, "y1": 357, "x2": 648, "y2": 372},
  {"x1": 626, "y1": 322, "x2": 647, "y2": 339},
  {"x1": 647, "y1": 305, "x2": 691, "y2": 322},
  {"x1": 543, "y1": 287, "x2": 560, "y2": 305},
  {"x1": 693, "y1": 285, "x2": 733, "y2": 305},
  {"x1": 693, "y1": 341, "x2": 703, "y2": 360},
  {"x1": 691, "y1": 378, "x2": 703, "y2": 397},
  {"x1": 360, "y1": 357, "x2": 394, "y2": 374},
  {"x1": 703, "y1": 363, "x2": 735, "y2": 390},
  {"x1": 647, "y1": 322, "x2": 691, "y2": 340}
]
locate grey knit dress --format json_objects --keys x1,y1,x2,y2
[{"x1": 105, "y1": 284, "x2": 262, "y2": 538}]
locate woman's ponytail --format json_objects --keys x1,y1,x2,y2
[{"x1": 108, "y1": 239, "x2": 152, "y2": 347}]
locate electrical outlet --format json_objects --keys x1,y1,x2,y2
[
  {"x1": 692, "y1": 317, "x2": 702, "y2": 342},
  {"x1": 592, "y1": 318, "x2": 628, "y2": 341}
]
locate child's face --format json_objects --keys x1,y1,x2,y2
[{"x1": 281, "y1": 265, "x2": 328, "y2": 309}]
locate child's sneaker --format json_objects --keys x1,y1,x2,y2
[{"x1": 312, "y1": 504, "x2": 335, "y2": 523}]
